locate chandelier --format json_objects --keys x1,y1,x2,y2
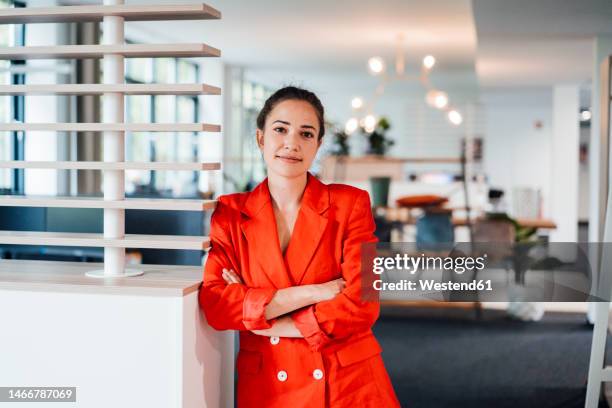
[{"x1": 345, "y1": 34, "x2": 463, "y2": 135}]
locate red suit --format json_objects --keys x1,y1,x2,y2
[{"x1": 199, "y1": 172, "x2": 401, "y2": 407}]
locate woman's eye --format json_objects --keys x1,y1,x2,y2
[
  {"x1": 274, "y1": 127, "x2": 286, "y2": 133},
  {"x1": 302, "y1": 132, "x2": 314, "y2": 138}
]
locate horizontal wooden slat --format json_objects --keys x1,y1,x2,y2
[
  {"x1": 0, "y1": 44, "x2": 220, "y2": 60},
  {"x1": 0, "y1": 161, "x2": 220, "y2": 171},
  {"x1": 0, "y1": 231, "x2": 209, "y2": 250},
  {"x1": 0, "y1": 196, "x2": 217, "y2": 211},
  {"x1": 0, "y1": 83, "x2": 221, "y2": 96},
  {"x1": 0, "y1": 3, "x2": 220, "y2": 24},
  {"x1": 0, "y1": 123, "x2": 221, "y2": 132}
]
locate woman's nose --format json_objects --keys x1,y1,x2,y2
[{"x1": 283, "y1": 130, "x2": 300, "y2": 150}]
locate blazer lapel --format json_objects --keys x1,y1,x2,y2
[
  {"x1": 239, "y1": 173, "x2": 330, "y2": 288},
  {"x1": 285, "y1": 173, "x2": 330, "y2": 285},
  {"x1": 240, "y1": 179, "x2": 294, "y2": 288}
]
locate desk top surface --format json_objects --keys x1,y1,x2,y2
[
  {"x1": 0, "y1": 259, "x2": 203, "y2": 297},
  {"x1": 379, "y1": 208, "x2": 557, "y2": 230},
  {"x1": 452, "y1": 217, "x2": 557, "y2": 229}
]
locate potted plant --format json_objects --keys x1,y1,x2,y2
[
  {"x1": 363, "y1": 116, "x2": 394, "y2": 156},
  {"x1": 330, "y1": 128, "x2": 350, "y2": 156},
  {"x1": 362, "y1": 117, "x2": 394, "y2": 207}
]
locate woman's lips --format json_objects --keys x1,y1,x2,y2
[{"x1": 276, "y1": 156, "x2": 302, "y2": 164}]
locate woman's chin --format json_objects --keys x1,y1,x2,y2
[{"x1": 267, "y1": 164, "x2": 308, "y2": 178}]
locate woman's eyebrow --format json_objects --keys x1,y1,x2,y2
[{"x1": 272, "y1": 120, "x2": 316, "y2": 130}]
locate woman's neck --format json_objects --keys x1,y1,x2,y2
[{"x1": 267, "y1": 172, "x2": 308, "y2": 211}]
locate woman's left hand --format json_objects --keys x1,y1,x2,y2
[{"x1": 222, "y1": 268, "x2": 243, "y2": 285}]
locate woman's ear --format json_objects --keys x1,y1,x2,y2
[{"x1": 256, "y1": 129, "x2": 264, "y2": 149}]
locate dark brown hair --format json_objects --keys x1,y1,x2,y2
[{"x1": 256, "y1": 86, "x2": 325, "y2": 140}]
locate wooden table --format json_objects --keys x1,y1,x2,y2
[
  {"x1": 452, "y1": 217, "x2": 557, "y2": 229},
  {"x1": 377, "y1": 207, "x2": 557, "y2": 230}
]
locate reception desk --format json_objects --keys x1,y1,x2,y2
[{"x1": 0, "y1": 260, "x2": 233, "y2": 408}]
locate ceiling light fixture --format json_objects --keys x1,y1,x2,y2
[
  {"x1": 349, "y1": 34, "x2": 463, "y2": 131},
  {"x1": 363, "y1": 114, "x2": 377, "y2": 133},
  {"x1": 423, "y1": 55, "x2": 436, "y2": 70},
  {"x1": 345, "y1": 117, "x2": 359, "y2": 134},
  {"x1": 447, "y1": 110, "x2": 463, "y2": 125},
  {"x1": 367, "y1": 57, "x2": 385, "y2": 75}
]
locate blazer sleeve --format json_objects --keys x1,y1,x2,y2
[
  {"x1": 291, "y1": 189, "x2": 379, "y2": 351},
  {"x1": 198, "y1": 200, "x2": 277, "y2": 331}
]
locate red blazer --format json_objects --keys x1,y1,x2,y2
[{"x1": 199, "y1": 172, "x2": 400, "y2": 408}]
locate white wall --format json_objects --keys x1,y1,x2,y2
[
  {"x1": 0, "y1": 288, "x2": 234, "y2": 408},
  {"x1": 550, "y1": 85, "x2": 580, "y2": 242},
  {"x1": 481, "y1": 88, "x2": 553, "y2": 218}
]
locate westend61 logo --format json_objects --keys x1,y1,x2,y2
[{"x1": 372, "y1": 253, "x2": 487, "y2": 275}]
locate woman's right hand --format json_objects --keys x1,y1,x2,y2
[
  {"x1": 263, "y1": 277, "x2": 346, "y2": 321},
  {"x1": 314, "y1": 278, "x2": 345, "y2": 302}
]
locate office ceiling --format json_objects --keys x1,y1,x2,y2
[
  {"x1": 474, "y1": 0, "x2": 612, "y2": 87},
  {"x1": 46, "y1": 0, "x2": 612, "y2": 89},
  {"x1": 119, "y1": 0, "x2": 478, "y2": 91}
]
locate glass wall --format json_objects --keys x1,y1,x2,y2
[
  {"x1": 0, "y1": 1, "x2": 12, "y2": 190},
  {"x1": 241, "y1": 79, "x2": 270, "y2": 184},
  {"x1": 225, "y1": 67, "x2": 272, "y2": 192},
  {"x1": 125, "y1": 56, "x2": 200, "y2": 196},
  {"x1": 0, "y1": 0, "x2": 24, "y2": 193},
  {"x1": 0, "y1": 17, "x2": 203, "y2": 197}
]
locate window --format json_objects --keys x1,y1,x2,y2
[
  {"x1": 0, "y1": 0, "x2": 25, "y2": 193},
  {"x1": 241, "y1": 81, "x2": 270, "y2": 183},
  {"x1": 227, "y1": 69, "x2": 272, "y2": 191},
  {"x1": 0, "y1": 2, "x2": 12, "y2": 188},
  {"x1": 125, "y1": 55, "x2": 200, "y2": 196}
]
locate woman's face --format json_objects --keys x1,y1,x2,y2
[{"x1": 256, "y1": 99, "x2": 322, "y2": 179}]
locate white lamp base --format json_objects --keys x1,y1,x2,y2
[{"x1": 85, "y1": 269, "x2": 144, "y2": 278}]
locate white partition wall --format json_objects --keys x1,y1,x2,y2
[
  {"x1": 0, "y1": 4, "x2": 233, "y2": 407},
  {"x1": 0, "y1": 260, "x2": 234, "y2": 408},
  {"x1": 0, "y1": 3, "x2": 222, "y2": 277}
]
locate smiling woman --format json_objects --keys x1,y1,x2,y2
[
  {"x1": 199, "y1": 86, "x2": 401, "y2": 407},
  {"x1": 255, "y1": 89, "x2": 324, "y2": 183}
]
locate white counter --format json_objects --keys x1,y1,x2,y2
[{"x1": 0, "y1": 260, "x2": 234, "y2": 408}]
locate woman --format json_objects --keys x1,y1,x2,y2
[{"x1": 199, "y1": 86, "x2": 400, "y2": 407}]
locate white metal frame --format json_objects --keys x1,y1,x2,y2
[
  {"x1": 586, "y1": 55, "x2": 612, "y2": 407},
  {"x1": 0, "y1": 2, "x2": 222, "y2": 278}
]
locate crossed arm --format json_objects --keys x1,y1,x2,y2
[
  {"x1": 221, "y1": 267, "x2": 344, "y2": 338},
  {"x1": 200, "y1": 190, "x2": 379, "y2": 350}
]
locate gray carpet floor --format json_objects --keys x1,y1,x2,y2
[{"x1": 374, "y1": 307, "x2": 610, "y2": 408}]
